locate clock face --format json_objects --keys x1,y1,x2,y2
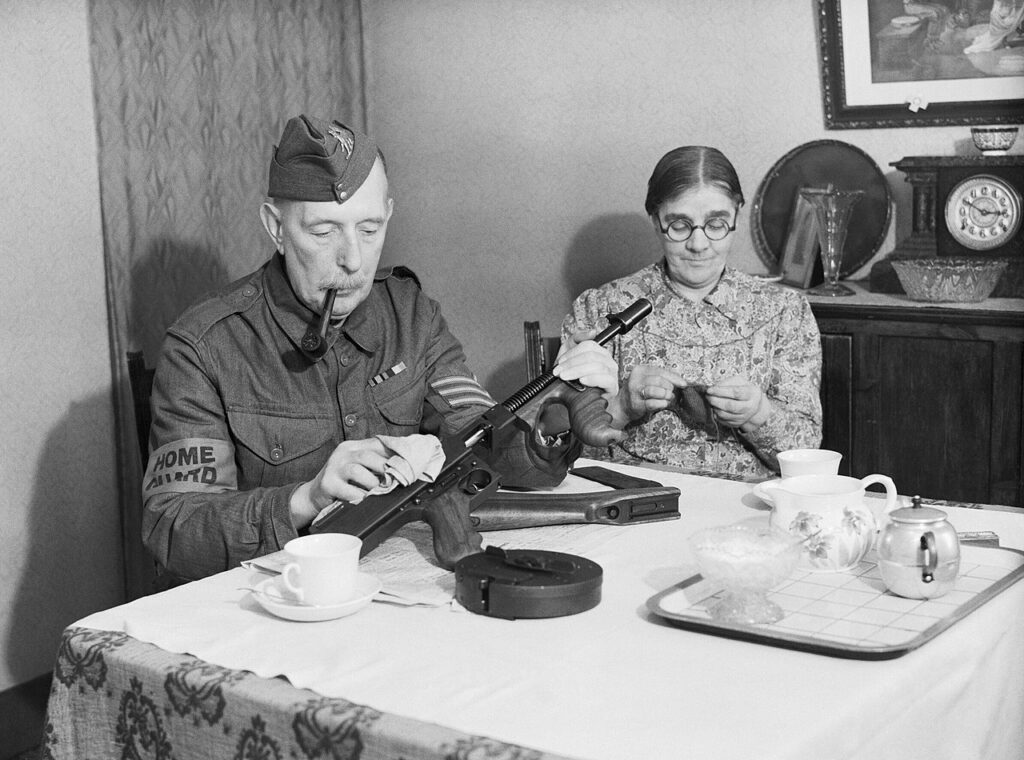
[{"x1": 944, "y1": 174, "x2": 1022, "y2": 251}]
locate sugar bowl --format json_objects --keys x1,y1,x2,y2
[{"x1": 876, "y1": 496, "x2": 960, "y2": 599}]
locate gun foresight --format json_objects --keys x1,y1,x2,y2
[{"x1": 592, "y1": 298, "x2": 651, "y2": 345}]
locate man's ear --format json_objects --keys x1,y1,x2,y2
[{"x1": 259, "y1": 201, "x2": 284, "y2": 251}]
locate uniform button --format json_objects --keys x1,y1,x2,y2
[
  {"x1": 339, "y1": 353, "x2": 350, "y2": 366},
  {"x1": 242, "y1": 285, "x2": 256, "y2": 297},
  {"x1": 344, "y1": 414, "x2": 358, "y2": 427},
  {"x1": 270, "y1": 445, "x2": 284, "y2": 461}
]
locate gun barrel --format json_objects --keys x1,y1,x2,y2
[{"x1": 313, "y1": 298, "x2": 653, "y2": 569}]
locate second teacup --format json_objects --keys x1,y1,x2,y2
[
  {"x1": 280, "y1": 533, "x2": 362, "y2": 607},
  {"x1": 777, "y1": 448, "x2": 842, "y2": 478}
]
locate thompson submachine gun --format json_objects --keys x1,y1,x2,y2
[{"x1": 309, "y1": 298, "x2": 653, "y2": 569}]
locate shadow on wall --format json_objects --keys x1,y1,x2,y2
[
  {"x1": 129, "y1": 239, "x2": 234, "y2": 365},
  {"x1": 120, "y1": 241, "x2": 232, "y2": 598},
  {"x1": 561, "y1": 212, "x2": 661, "y2": 300},
  {"x1": 484, "y1": 212, "x2": 661, "y2": 400},
  {"x1": 5, "y1": 393, "x2": 124, "y2": 686}
]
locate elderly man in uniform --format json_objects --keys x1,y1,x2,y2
[{"x1": 142, "y1": 115, "x2": 620, "y2": 582}]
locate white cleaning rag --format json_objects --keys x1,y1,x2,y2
[
  {"x1": 369, "y1": 433, "x2": 446, "y2": 493},
  {"x1": 309, "y1": 433, "x2": 446, "y2": 529}
]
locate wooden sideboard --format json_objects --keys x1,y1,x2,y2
[{"x1": 806, "y1": 285, "x2": 1024, "y2": 508}]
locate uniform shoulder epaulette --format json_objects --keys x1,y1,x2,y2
[
  {"x1": 169, "y1": 271, "x2": 263, "y2": 343},
  {"x1": 374, "y1": 265, "x2": 422, "y2": 289}
]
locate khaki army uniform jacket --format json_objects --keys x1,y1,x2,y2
[{"x1": 143, "y1": 254, "x2": 574, "y2": 580}]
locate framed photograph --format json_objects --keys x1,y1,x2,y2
[
  {"x1": 816, "y1": 0, "x2": 1024, "y2": 129},
  {"x1": 779, "y1": 193, "x2": 820, "y2": 289}
]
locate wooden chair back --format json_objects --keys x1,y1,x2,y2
[
  {"x1": 523, "y1": 321, "x2": 561, "y2": 379},
  {"x1": 126, "y1": 351, "x2": 155, "y2": 467}
]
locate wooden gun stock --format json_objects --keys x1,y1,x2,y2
[
  {"x1": 470, "y1": 486, "x2": 681, "y2": 531},
  {"x1": 472, "y1": 465, "x2": 680, "y2": 530}
]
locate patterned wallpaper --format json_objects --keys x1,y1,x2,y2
[
  {"x1": 90, "y1": 0, "x2": 368, "y2": 364},
  {"x1": 88, "y1": 0, "x2": 368, "y2": 596}
]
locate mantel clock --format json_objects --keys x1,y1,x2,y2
[
  {"x1": 871, "y1": 156, "x2": 1024, "y2": 297},
  {"x1": 944, "y1": 173, "x2": 1021, "y2": 251}
]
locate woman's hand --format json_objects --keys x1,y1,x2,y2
[
  {"x1": 706, "y1": 376, "x2": 772, "y2": 432},
  {"x1": 552, "y1": 330, "x2": 619, "y2": 399},
  {"x1": 289, "y1": 438, "x2": 390, "y2": 529},
  {"x1": 616, "y1": 364, "x2": 688, "y2": 423}
]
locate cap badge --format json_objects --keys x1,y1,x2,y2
[{"x1": 327, "y1": 124, "x2": 354, "y2": 158}]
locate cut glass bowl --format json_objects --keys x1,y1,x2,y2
[
  {"x1": 892, "y1": 258, "x2": 1007, "y2": 303},
  {"x1": 688, "y1": 523, "x2": 801, "y2": 625}
]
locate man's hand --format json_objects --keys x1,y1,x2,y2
[
  {"x1": 289, "y1": 438, "x2": 390, "y2": 529},
  {"x1": 706, "y1": 376, "x2": 772, "y2": 432}
]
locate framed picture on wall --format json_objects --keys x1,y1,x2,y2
[
  {"x1": 779, "y1": 193, "x2": 820, "y2": 289},
  {"x1": 816, "y1": 0, "x2": 1024, "y2": 128}
]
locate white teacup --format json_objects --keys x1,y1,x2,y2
[
  {"x1": 777, "y1": 449, "x2": 842, "y2": 479},
  {"x1": 280, "y1": 534, "x2": 362, "y2": 606},
  {"x1": 766, "y1": 474, "x2": 898, "y2": 572}
]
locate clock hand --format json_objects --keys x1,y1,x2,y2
[{"x1": 964, "y1": 200, "x2": 1000, "y2": 218}]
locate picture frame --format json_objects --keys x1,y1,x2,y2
[
  {"x1": 779, "y1": 193, "x2": 820, "y2": 289},
  {"x1": 816, "y1": 0, "x2": 1024, "y2": 129}
]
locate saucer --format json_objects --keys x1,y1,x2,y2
[
  {"x1": 752, "y1": 479, "x2": 781, "y2": 506},
  {"x1": 251, "y1": 573, "x2": 381, "y2": 622}
]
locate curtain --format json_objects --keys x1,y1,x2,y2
[{"x1": 88, "y1": 0, "x2": 368, "y2": 598}]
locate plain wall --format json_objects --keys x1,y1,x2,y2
[
  {"x1": 0, "y1": 0, "x2": 123, "y2": 695},
  {"x1": 362, "y1": 0, "x2": 1022, "y2": 399}
]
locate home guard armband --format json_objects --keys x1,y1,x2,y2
[{"x1": 142, "y1": 438, "x2": 238, "y2": 498}]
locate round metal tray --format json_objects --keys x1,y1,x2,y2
[{"x1": 751, "y1": 139, "x2": 892, "y2": 277}]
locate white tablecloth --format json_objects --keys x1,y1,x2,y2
[{"x1": 74, "y1": 460, "x2": 1024, "y2": 760}]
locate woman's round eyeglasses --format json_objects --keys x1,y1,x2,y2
[{"x1": 656, "y1": 217, "x2": 736, "y2": 243}]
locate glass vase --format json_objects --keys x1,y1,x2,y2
[{"x1": 800, "y1": 187, "x2": 864, "y2": 297}]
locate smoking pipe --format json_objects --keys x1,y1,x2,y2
[{"x1": 300, "y1": 288, "x2": 337, "y2": 359}]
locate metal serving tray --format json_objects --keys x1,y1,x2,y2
[{"x1": 647, "y1": 545, "x2": 1024, "y2": 660}]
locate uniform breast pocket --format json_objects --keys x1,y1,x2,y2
[
  {"x1": 226, "y1": 409, "x2": 335, "y2": 488},
  {"x1": 369, "y1": 371, "x2": 425, "y2": 436}
]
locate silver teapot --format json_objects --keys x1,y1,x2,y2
[{"x1": 877, "y1": 496, "x2": 960, "y2": 599}]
